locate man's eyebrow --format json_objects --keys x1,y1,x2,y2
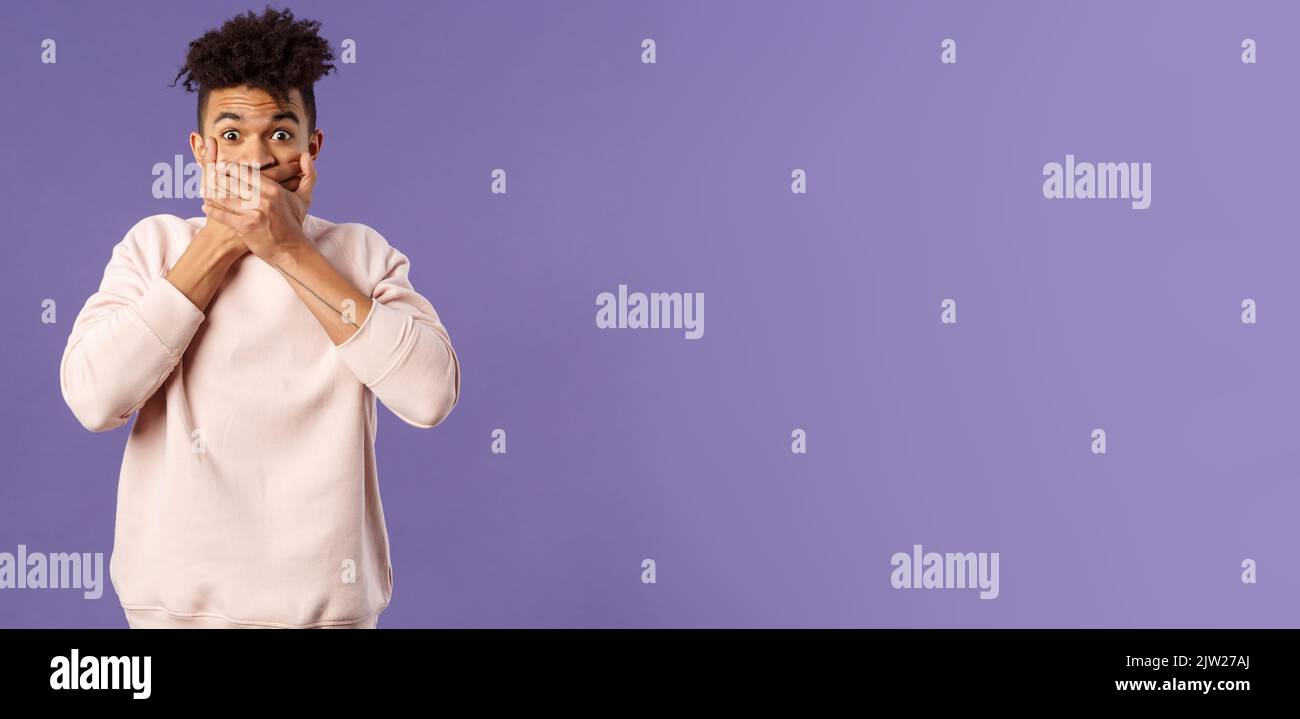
[{"x1": 211, "y1": 110, "x2": 300, "y2": 124}]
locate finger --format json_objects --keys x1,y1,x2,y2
[
  {"x1": 200, "y1": 138, "x2": 219, "y2": 197},
  {"x1": 200, "y1": 209, "x2": 239, "y2": 235},
  {"x1": 217, "y1": 162, "x2": 268, "y2": 201},
  {"x1": 261, "y1": 162, "x2": 303, "y2": 185},
  {"x1": 263, "y1": 165, "x2": 302, "y2": 193},
  {"x1": 209, "y1": 165, "x2": 225, "y2": 198},
  {"x1": 277, "y1": 171, "x2": 304, "y2": 190},
  {"x1": 206, "y1": 158, "x2": 256, "y2": 189},
  {"x1": 202, "y1": 201, "x2": 251, "y2": 232},
  {"x1": 295, "y1": 152, "x2": 316, "y2": 203},
  {"x1": 222, "y1": 167, "x2": 264, "y2": 205},
  {"x1": 202, "y1": 197, "x2": 243, "y2": 216},
  {"x1": 204, "y1": 159, "x2": 246, "y2": 200},
  {"x1": 204, "y1": 165, "x2": 226, "y2": 200},
  {"x1": 212, "y1": 167, "x2": 240, "y2": 200}
]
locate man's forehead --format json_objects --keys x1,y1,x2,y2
[{"x1": 207, "y1": 87, "x2": 304, "y2": 120}]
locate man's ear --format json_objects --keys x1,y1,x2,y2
[
  {"x1": 309, "y1": 129, "x2": 324, "y2": 160},
  {"x1": 189, "y1": 132, "x2": 205, "y2": 164}
]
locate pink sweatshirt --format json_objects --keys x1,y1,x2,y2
[{"x1": 59, "y1": 213, "x2": 461, "y2": 629}]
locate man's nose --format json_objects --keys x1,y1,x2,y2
[{"x1": 231, "y1": 139, "x2": 277, "y2": 169}]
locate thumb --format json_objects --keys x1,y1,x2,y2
[
  {"x1": 295, "y1": 151, "x2": 316, "y2": 203},
  {"x1": 201, "y1": 137, "x2": 218, "y2": 198}
]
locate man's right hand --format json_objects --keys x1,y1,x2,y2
[
  {"x1": 196, "y1": 137, "x2": 249, "y2": 257},
  {"x1": 163, "y1": 137, "x2": 269, "y2": 311}
]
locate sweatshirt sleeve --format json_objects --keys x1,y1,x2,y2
[
  {"x1": 59, "y1": 216, "x2": 207, "y2": 432},
  {"x1": 331, "y1": 227, "x2": 461, "y2": 429}
]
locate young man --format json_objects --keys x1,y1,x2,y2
[{"x1": 59, "y1": 7, "x2": 460, "y2": 628}]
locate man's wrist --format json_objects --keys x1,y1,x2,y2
[
  {"x1": 269, "y1": 236, "x2": 312, "y2": 271},
  {"x1": 191, "y1": 233, "x2": 245, "y2": 268},
  {"x1": 193, "y1": 226, "x2": 246, "y2": 265}
]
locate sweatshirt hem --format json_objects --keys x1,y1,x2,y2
[{"x1": 122, "y1": 602, "x2": 387, "y2": 629}]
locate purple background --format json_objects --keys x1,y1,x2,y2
[{"x1": 1, "y1": 0, "x2": 1297, "y2": 628}]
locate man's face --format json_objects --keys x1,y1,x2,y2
[{"x1": 188, "y1": 85, "x2": 323, "y2": 191}]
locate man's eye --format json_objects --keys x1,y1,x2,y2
[
  {"x1": 271, "y1": 130, "x2": 292, "y2": 141},
  {"x1": 222, "y1": 131, "x2": 239, "y2": 141}
]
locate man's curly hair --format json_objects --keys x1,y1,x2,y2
[{"x1": 171, "y1": 6, "x2": 336, "y2": 134}]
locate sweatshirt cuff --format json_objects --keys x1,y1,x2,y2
[
  {"x1": 132, "y1": 277, "x2": 206, "y2": 356},
  {"x1": 333, "y1": 299, "x2": 408, "y2": 386}
]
